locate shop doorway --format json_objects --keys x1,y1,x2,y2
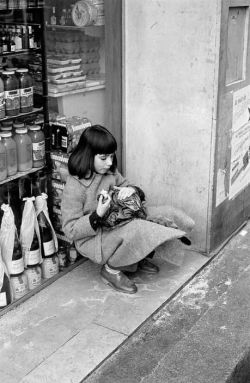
[{"x1": 212, "y1": 0, "x2": 250, "y2": 249}]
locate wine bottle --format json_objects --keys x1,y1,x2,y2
[
  {"x1": 10, "y1": 230, "x2": 24, "y2": 276},
  {"x1": 26, "y1": 229, "x2": 40, "y2": 266},
  {"x1": 0, "y1": 271, "x2": 11, "y2": 308},
  {"x1": 37, "y1": 210, "x2": 56, "y2": 257}
]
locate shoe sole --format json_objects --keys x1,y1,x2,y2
[{"x1": 101, "y1": 276, "x2": 137, "y2": 294}]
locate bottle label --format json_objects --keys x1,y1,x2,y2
[
  {"x1": 20, "y1": 87, "x2": 33, "y2": 108},
  {"x1": 42, "y1": 256, "x2": 59, "y2": 279},
  {"x1": 6, "y1": 147, "x2": 17, "y2": 167},
  {"x1": 0, "y1": 92, "x2": 5, "y2": 106},
  {"x1": 4, "y1": 90, "x2": 20, "y2": 111},
  {"x1": 29, "y1": 37, "x2": 34, "y2": 49},
  {"x1": 0, "y1": 292, "x2": 7, "y2": 307},
  {"x1": 11, "y1": 275, "x2": 28, "y2": 300},
  {"x1": 61, "y1": 135, "x2": 68, "y2": 149},
  {"x1": 25, "y1": 268, "x2": 42, "y2": 290},
  {"x1": 15, "y1": 37, "x2": 22, "y2": 51},
  {"x1": 0, "y1": 91, "x2": 5, "y2": 118},
  {"x1": 10, "y1": 258, "x2": 24, "y2": 275},
  {"x1": 32, "y1": 141, "x2": 45, "y2": 161},
  {"x1": 27, "y1": 248, "x2": 40, "y2": 265},
  {"x1": 43, "y1": 239, "x2": 56, "y2": 256}
]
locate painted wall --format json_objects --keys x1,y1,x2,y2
[{"x1": 123, "y1": 0, "x2": 221, "y2": 251}]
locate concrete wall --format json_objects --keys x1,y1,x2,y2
[{"x1": 123, "y1": 0, "x2": 221, "y2": 252}]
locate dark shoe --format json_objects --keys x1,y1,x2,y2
[
  {"x1": 101, "y1": 266, "x2": 137, "y2": 294},
  {"x1": 138, "y1": 258, "x2": 159, "y2": 274},
  {"x1": 178, "y1": 236, "x2": 191, "y2": 246}
]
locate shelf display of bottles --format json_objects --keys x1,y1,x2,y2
[
  {"x1": 0, "y1": 1, "x2": 45, "y2": 10},
  {"x1": 0, "y1": 176, "x2": 80, "y2": 310},
  {"x1": 0, "y1": 24, "x2": 40, "y2": 55},
  {"x1": 0, "y1": 121, "x2": 45, "y2": 184}
]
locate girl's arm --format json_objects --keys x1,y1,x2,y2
[
  {"x1": 61, "y1": 177, "x2": 98, "y2": 242},
  {"x1": 114, "y1": 171, "x2": 145, "y2": 201}
]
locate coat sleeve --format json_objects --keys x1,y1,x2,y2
[{"x1": 61, "y1": 177, "x2": 97, "y2": 242}]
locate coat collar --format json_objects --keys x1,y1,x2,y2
[{"x1": 76, "y1": 170, "x2": 114, "y2": 187}]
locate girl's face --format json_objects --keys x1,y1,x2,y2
[{"x1": 94, "y1": 153, "x2": 114, "y2": 174}]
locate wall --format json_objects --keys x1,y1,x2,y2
[{"x1": 123, "y1": 0, "x2": 221, "y2": 252}]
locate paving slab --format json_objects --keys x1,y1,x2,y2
[{"x1": 20, "y1": 323, "x2": 126, "y2": 383}]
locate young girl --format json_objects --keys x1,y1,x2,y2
[{"x1": 61, "y1": 125, "x2": 193, "y2": 294}]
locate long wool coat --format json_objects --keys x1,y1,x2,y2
[{"x1": 61, "y1": 170, "x2": 188, "y2": 268}]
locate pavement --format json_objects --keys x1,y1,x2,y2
[
  {"x1": 83, "y1": 222, "x2": 250, "y2": 383},
  {"x1": 0, "y1": 239, "x2": 207, "y2": 382},
  {"x1": 1, "y1": 221, "x2": 250, "y2": 382}
]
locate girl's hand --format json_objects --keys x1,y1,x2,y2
[
  {"x1": 113, "y1": 186, "x2": 135, "y2": 200},
  {"x1": 96, "y1": 192, "x2": 111, "y2": 217}
]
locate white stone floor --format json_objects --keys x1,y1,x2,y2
[{"x1": 0, "y1": 249, "x2": 207, "y2": 383}]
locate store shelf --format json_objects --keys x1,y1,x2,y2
[
  {"x1": 0, "y1": 106, "x2": 43, "y2": 122},
  {"x1": 46, "y1": 24, "x2": 104, "y2": 31},
  {"x1": 48, "y1": 84, "x2": 105, "y2": 98},
  {"x1": 1, "y1": 48, "x2": 41, "y2": 56},
  {"x1": 0, "y1": 166, "x2": 44, "y2": 185}
]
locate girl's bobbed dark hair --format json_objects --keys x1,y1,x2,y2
[{"x1": 68, "y1": 125, "x2": 118, "y2": 179}]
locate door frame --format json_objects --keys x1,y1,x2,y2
[
  {"x1": 211, "y1": 0, "x2": 250, "y2": 250},
  {"x1": 104, "y1": 0, "x2": 123, "y2": 171}
]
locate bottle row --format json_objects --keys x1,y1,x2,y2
[
  {"x1": 0, "y1": 67, "x2": 34, "y2": 119},
  {"x1": 0, "y1": 122, "x2": 45, "y2": 181},
  {"x1": 0, "y1": 0, "x2": 44, "y2": 10},
  {"x1": 9, "y1": 240, "x2": 78, "y2": 303},
  {"x1": 0, "y1": 24, "x2": 40, "y2": 55},
  {"x1": 0, "y1": 194, "x2": 78, "y2": 309}
]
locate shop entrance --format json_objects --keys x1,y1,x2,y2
[{"x1": 211, "y1": 0, "x2": 250, "y2": 248}]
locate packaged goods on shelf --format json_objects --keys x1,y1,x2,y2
[
  {"x1": 50, "y1": 151, "x2": 69, "y2": 183},
  {"x1": 50, "y1": 116, "x2": 91, "y2": 153},
  {"x1": 46, "y1": 29, "x2": 102, "y2": 94},
  {"x1": 51, "y1": 179, "x2": 64, "y2": 209}
]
